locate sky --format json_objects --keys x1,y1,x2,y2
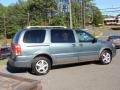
[
  {"x1": 0, "y1": 0, "x2": 120, "y2": 16},
  {"x1": 0, "y1": 0, "x2": 18, "y2": 6},
  {"x1": 94, "y1": 0, "x2": 120, "y2": 16}
]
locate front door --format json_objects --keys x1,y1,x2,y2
[{"x1": 75, "y1": 30, "x2": 100, "y2": 62}]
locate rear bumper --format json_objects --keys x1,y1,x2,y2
[{"x1": 8, "y1": 56, "x2": 33, "y2": 68}]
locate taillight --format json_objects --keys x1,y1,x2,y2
[{"x1": 11, "y1": 43, "x2": 21, "y2": 56}]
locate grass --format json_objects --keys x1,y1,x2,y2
[
  {"x1": 0, "y1": 59, "x2": 8, "y2": 67},
  {"x1": 0, "y1": 39, "x2": 11, "y2": 45},
  {"x1": 86, "y1": 26, "x2": 116, "y2": 37}
]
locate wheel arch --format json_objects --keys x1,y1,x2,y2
[
  {"x1": 99, "y1": 48, "x2": 112, "y2": 58},
  {"x1": 33, "y1": 54, "x2": 53, "y2": 66}
]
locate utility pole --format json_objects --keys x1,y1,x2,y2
[
  {"x1": 69, "y1": 0, "x2": 73, "y2": 29},
  {"x1": 80, "y1": 0, "x2": 82, "y2": 27},
  {"x1": 81, "y1": 0, "x2": 85, "y2": 29},
  {"x1": 3, "y1": 14, "x2": 7, "y2": 45},
  {"x1": 45, "y1": 0, "x2": 48, "y2": 26},
  {"x1": 91, "y1": 8, "x2": 94, "y2": 30}
]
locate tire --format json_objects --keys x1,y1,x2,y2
[
  {"x1": 99, "y1": 50, "x2": 112, "y2": 65},
  {"x1": 31, "y1": 56, "x2": 51, "y2": 75}
]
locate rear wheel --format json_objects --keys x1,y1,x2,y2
[
  {"x1": 31, "y1": 56, "x2": 51, "y2": 75},
  {"x1": 99, "y1": 50, "x2": 112, "y2": 65}
]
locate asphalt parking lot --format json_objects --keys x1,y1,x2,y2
[{"x1": 0, "y1": 49, "x2": 119, "y2": 90}]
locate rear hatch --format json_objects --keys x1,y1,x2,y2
[
  {"x1": 11, "y1": 29, "x2": 46, "y2": 57},
  {"x1": 11, "y1": 31, "x2": 22, "y2": 57}
]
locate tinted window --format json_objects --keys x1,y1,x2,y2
[
  {"x1": 23, "y1": 30, "x2": 46, "y2": 43},
  {"x1": 76, "y1": 30, "x2": 94, "y2": 42},
  {"x1": 51, "y1": 29, "x2": 75, "y2": 43},
  {"x1": 12, "y1": 31, "x2": 21, "y2": 43}
]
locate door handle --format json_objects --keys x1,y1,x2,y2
[
  {"x1": 72, "y1": 44, "x2": 76, "y2": 47},
  {"x1": 79, "y1": 44, "x2": 83, "y2": 47}
]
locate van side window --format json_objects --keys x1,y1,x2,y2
[
  {"x1": 23, "y1": 30, "x2": 46, "y2": 43},
  {"x1": 51, "y1": 30, "x2": 75, "y2": 43}
]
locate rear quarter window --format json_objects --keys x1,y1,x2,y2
[
  {"x1": 12, "y1": 31, "x2": 22, "y2": 43},
  {"x1": 23, "y1": 30, "x2": 46, "y2": 43}
]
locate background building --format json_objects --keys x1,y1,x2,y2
[{"x1": 104, "y1": 15, "x2": 120, "y2": 25}]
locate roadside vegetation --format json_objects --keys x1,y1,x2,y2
[
  {"x1": 0, "y1": 39, "x2": 11, "y2": 45},
  {"x1": 0, "y1": 0, "x2": 103, "y2": 40},
  {"x1": 0, "y1": 59, "x2": 8, "y2": 67}
]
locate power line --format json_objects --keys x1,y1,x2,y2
[
  {"x1": 102, "y1": 10, "x2": 120, "y2": 13},
  {"x1": 100, "y1": 7, "x2": 120, "y2": 11}
]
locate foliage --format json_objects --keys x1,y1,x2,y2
[
  {"x1": 28, "y1": 0, "x2": 57, "y2": 25},
  {"x1": 92, "y1": 6, "x2": 103, "y2": 27},
  {"x1": 0, "y1": 0, "x2": 103, "y2": 39},
  {"x1": 71, "y1": 1, "x2": 81, "y2": 28},
  {"x1": 0, "y1": 4, "x2": 6, "y2": 37},
  {"x1": 50, "y1": 15, "x2": 65, "y2": 25},
  {"x1": 0, "y1": 59, "x2": 7, "y2": 67}
]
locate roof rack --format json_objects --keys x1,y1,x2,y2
[{"x1": 26, "y1": 26, "x2": 67, "y2": 29}]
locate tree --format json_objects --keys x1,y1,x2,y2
[
  {"x1": 6, "y1": 1, "x2": 28, "y2": 38},
  {"x1": 28, "y1": 0, "x2": 57, "y2": 25},
  {"x1": 0, "y1": 4, "x2": 6, "y2": 38},
  {"x1": 92, "y1": 6, "x2": 103, "y2": 27},
  {"x1": 0, "y1": 0, "x2": 103, "y2": 39},
  {"x1": 71, "y1": 1, "x2": 81, "y2": 28},
  {"x1": 50, "y1": 15, "x2": 65, "y2": 25}
]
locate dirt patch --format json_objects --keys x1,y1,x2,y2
[{"x1": 0, "y1": 72, "x2": 42, "y2": 90}]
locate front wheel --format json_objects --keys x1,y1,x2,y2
[
  {"x1": 31, "y1": 56, "x2": 51, "y2": 75},
  {"x1": 99, "y1": 50, "x2": 112, "y2": 65}
]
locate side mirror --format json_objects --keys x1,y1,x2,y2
[{"x1": 92, "y1": 38, "x2": 97, "y2": 43}]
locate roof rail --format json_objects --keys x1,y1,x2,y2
[{"x1": 26, "y1": 26, "x2": 67, "y2": 29}]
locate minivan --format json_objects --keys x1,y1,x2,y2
[{"x1": 8, "y1": 28, "x2": 116, "y2": 75}]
